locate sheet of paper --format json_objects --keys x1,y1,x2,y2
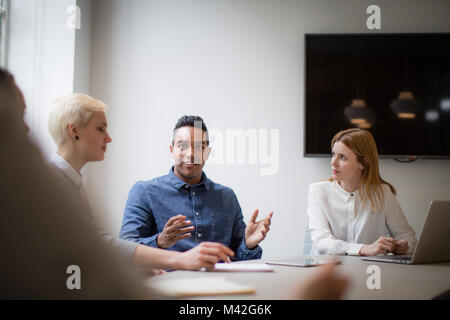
[
  {"x1": 148, "y1": 276, "x2": 255, "y2": 297},
  {"x1": 208, "y1": 262, "x2": 274, "y2": 272}
]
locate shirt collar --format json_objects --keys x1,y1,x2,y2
[
  {"x1": 168, "y1": 166, "x2": 211, "y2": 191},
  {"x1": 49, "y1": 153, "x2": 83, "y2": 188},
  {"x1": 333, "y1": 180, "x2": 358, "y2": 202}
]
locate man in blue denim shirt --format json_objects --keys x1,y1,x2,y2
[{"x1": 119, "y1": 116, "x2": 273, "y2": 261}]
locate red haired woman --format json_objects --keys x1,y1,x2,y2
[{"x1": 307, "y1": 128, "x2": 417, "y2": 256}]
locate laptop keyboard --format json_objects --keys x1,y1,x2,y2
[
  {"x1": 387, "y1": 256, "x2": 412, "y2": 263},
  {"x1": 396, "y1": 259, "x2": 411, "y2": 264}
]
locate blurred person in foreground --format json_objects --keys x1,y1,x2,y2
[{"x1": 0, "y1": 68, "x2": 149, "y2": 299}]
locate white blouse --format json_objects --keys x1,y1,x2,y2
[
  {"x1": 48, "y1": 153, "x2": 138, "y2": 261},
  {"x1": 307, "y1": 180, "x2": 417, "y2": 255},
  {"x1": 49, "y1": 153, "x2": 89, "y2": 205}
]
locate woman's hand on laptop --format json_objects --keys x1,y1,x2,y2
[
  {"x1": 393, "y1": 239, "x2": 409, "y2": 254},
  {"x1": 359, "y1": 236, "x2": 396, "y2": 256}
]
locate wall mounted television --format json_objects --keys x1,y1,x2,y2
[{"x1": 304, "y1": 33, "x2": 450, "y2": 159}]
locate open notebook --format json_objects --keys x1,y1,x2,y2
[{"x1": 148, "y1": 276, "x2": 255, "y2": 297}]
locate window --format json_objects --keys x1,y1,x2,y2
[{"x1": 0, "y1": 0, "x2": 9, "y2": 67}]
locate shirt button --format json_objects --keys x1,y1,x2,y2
[
  {"x1": 192, "y1": 192, "x2": 196, "y2": 196},
  {"x1": 196, "y1": 212, "x2": 199, "y2": 216},
  {"x1": 198, "y1": 233, "x2": 202, "y2": 238}
]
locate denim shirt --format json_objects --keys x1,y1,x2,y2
[{"x1": 119, "y1": 167, "x2": 262, "y2": 261}]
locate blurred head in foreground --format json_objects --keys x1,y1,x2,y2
[{"x1": 0, "y1": 68, "x2": 151, "y2": 299}]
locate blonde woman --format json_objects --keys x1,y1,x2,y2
[
  {"x1": 307, "y1": 128, "x2": 417, "y2": 256},
  {"x1": 47, "y1": 93, "x2": 234, "y2": 271}
]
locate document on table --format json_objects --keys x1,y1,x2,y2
[
  {"x1": 206, "y1": 262, "x2": 274, "y2": 272},
  {"x1": 148, "y1": 277, "x2": 256, "y2": 297}
]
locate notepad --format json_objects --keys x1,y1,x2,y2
[
  {"x1": 148, "y1": 277, "x2": 255, "y2": 297},
  {"x1": 265, "y1": 258, "x2": 341, "y2": 267},
  {"x1": 207, "y1": 262, "x2": 274, "y2": 272}
]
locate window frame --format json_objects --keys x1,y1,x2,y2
[{"x1": 0, "y1": 0, "x2": 10, "y2": 68}]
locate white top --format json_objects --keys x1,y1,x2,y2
[
  {"x1": 49, "y1": 153, "x2": 138, "y2": 261},
  {"x1": 49, "y1": 153, "x2": 89, "y2": 205},
  {"x1": 50, "y1": 153, "x2": 82, "y2": 186},
  {"x1": 307, "y1": 180, "x2": 417, "y2": 255}
]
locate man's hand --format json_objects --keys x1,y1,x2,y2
[
  {"x1": 393, "y1": 239, "x2": 409, "y2": 254},
  {"x1": 287, "y1": 262, "x2": 349, "y2": 300},
  {"x1": 156, "y1": 215, "x2": 195, "y2": 248},
  {"x1": 179, "y1": 242, "x2": 235, "y2": 270},
  {"x1": 244, "y1": 209, "x2": 273, "y2": 249},
  {"x1": 359, "y1": 236, "x2": 396, "y2": 256}
]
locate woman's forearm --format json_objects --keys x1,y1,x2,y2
[{"x1": 131, "y1": 244, "x2": 183, "y2": 269}]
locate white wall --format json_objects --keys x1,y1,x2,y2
[
  {"x1": 15, "y1": 0, "x2": 449, "y2": 259},
  {"x1": 73, "y1": 0, "x2": 92, "y2": 95},
  {"x1": 86, "y1": 0, "x2": 450, "y2": 259},
  {"x1": 7, "y1": 0, "x2": 77, "y2": 156}
]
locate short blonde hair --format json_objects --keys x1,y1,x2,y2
[{"x1": 48, "y1": 93, "x2": 107, "y2": 146}]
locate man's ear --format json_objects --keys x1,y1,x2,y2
[
  {"x1": 169, "y1": 144, "x2": 176, "y2": 159},
  {"x1": 203, "y1": 146, "x2": 211, "y2": 162},
  {"x1": 169, "y1": 144, "x2": 179, "y2": 164}
]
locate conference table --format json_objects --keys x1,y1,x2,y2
[{"x1": 146, "y1": 255, "x2": 450, "y2": 300}]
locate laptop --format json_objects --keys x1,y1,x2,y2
[{"x1": 362, "y1": 200, "x2": 450, "y2": 265}]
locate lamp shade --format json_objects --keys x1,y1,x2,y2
[
  {"x1": 344, "y1": 99, "x2": 376, "y2": 127},
  {"x1": 390, "y1": 91, "x2": 420, "y2": 119}
]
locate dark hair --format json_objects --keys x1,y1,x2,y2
[
  {"x1": 0, "y1": 68, "x2": 14, "y2": 84},
  {"x1": 0, "y1": 68, "x2": 16, "y2": 108},
  {"x1": 172, "y1": 115, "x2": 209, "y2": 145}
]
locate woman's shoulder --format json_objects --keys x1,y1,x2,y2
[
  {"x1": 309, "y1": 180, "x2": 333, "y2": 193},
  {"x1": 381, "y1": 182, "x2": 397, "y2": 201},
  {"x1": 381, "y1": 182, "x2": 396, "y2": 194}
]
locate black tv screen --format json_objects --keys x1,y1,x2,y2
[{"x1": 305, "y1": 33, "x2": 450, "y2": 158}]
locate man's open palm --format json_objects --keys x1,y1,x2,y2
[{"x1": 245, "y1": 209, "x2": 273, "y2": 249}]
